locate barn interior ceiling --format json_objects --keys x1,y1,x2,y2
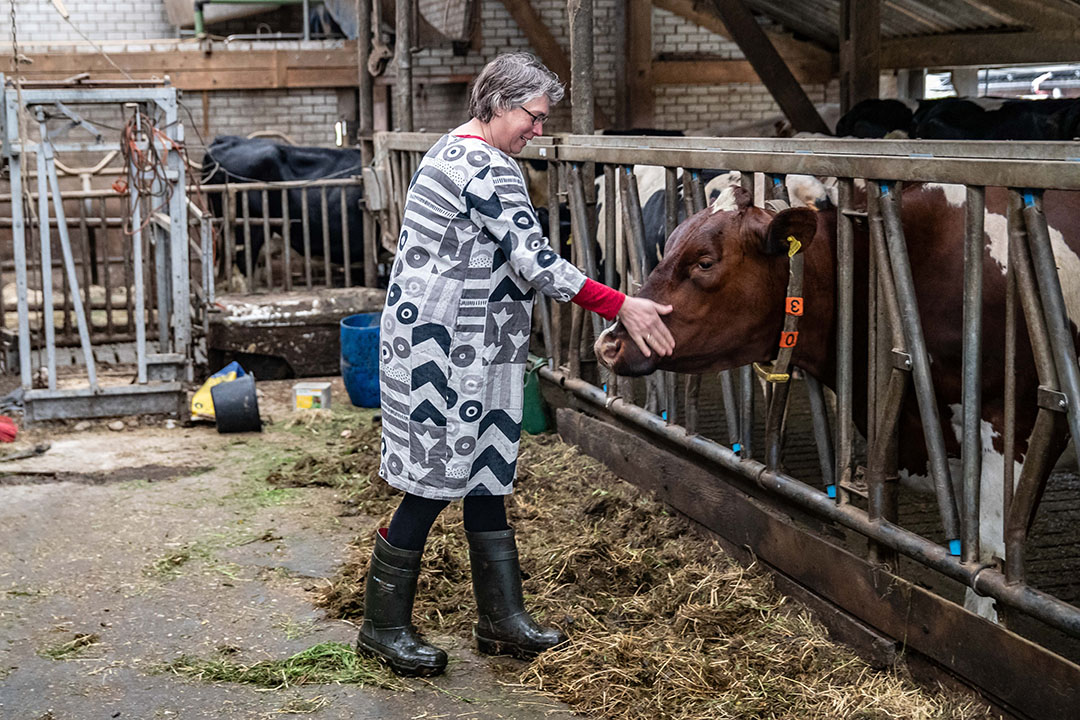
[{"x1": 745, "y1": 0, "x2": 1073, "y2": 46}]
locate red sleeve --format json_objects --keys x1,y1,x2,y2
[{"x1": 571, "y1": 277, "x2": 626, "y2": 321}]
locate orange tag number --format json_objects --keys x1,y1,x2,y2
[
  {"x1": 785, "y1": 296, "x2": 804, "y2": 316},
  {"x1": 780, "y1": 331, "x2": 799, "y2": 348}
]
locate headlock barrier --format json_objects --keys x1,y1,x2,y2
[{"x1": 374, "y1": 131, "x2": 1080, "y2": 719}]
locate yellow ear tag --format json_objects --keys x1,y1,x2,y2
[{"x1": 786, "y1": 235, "x2": 801, "y2": 257}]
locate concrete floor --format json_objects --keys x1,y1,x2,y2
[{"x1": 0, "y1": 378, "x2": 582, "y2": 720}]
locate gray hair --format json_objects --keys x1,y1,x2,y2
[{"x1": 468, "y1": 53, "x2": 564, "y2": 123}]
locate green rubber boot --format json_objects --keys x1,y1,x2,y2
[
  {"x1": 467, "y1": 528, "x2": 568, "y2": 658},
  {"x1": 356, "y1": 530, "x2": 447, "y2": 676}
]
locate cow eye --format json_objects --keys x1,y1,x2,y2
[{"x1": 697, "y1": 259, "x2": 715, "y2": 270}]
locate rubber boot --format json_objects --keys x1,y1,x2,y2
[
  {"x1": 467, "y1": 528, "x2": 568, "y2": 658},
  {"x1": 356, "y1": 530, "x2": 448, "y2": 676}
]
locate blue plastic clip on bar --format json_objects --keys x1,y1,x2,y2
[
  {"x1": 1023, "y1": 191, "x2": 1036, "y2": 207},
  {"x1": 661, "y1": 410, "x2": 668, "y2": 421},
  {"x1": 949, "y1": 539, "x2": 962, "y2": 556},
  {"x1": 826, "y1": 484, "x2": 837, "y2": 498},
  {"x1": 732, "y1": 443, "x2": 742, "y2": 453},
  {"x1": 602, "y1": 384, "x2": 608, "y2": 392}
]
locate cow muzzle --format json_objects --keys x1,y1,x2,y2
[{"x1": 594, "y1": 322, "x2": 658, "y2": 377}]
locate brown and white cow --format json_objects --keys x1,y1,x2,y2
[{"x1": 595, "y1": 183, "x2": 1080, "y2": 622}]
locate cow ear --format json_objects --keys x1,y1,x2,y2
[{"x1": 762, "y1": 207, "x2": 817, "y2": 256}]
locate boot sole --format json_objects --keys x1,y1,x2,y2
[
  {"x1": 356, "y1": 637, "x2": 446, "y2": 677},
  {"x1": 475, "y1": 632, "x2": 562, "y2": 660}
]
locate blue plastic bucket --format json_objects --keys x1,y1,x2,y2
[{"x1": 341, "y1": 312, "x2": 381, "y2": 408}]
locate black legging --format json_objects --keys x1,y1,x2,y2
[{"x1": 386, "y1": 492, "x2": 508, "y2": 551}]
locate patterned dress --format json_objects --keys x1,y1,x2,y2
[{"x1": 379, "y1": 134, "x2": 586, "y2": 500}]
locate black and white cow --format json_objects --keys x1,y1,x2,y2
[{"x1": 202, "y1": 136, "x2": 367, "y2": 278}]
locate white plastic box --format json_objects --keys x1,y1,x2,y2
[{"x1": 293, "y1": 381, "x2": 332, "y2": 410}]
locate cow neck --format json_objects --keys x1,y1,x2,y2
[{"x1": 752, "y1": 200, "x2": 806, "y2": 385}]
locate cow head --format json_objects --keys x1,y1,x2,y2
[{"x1": 596, "y1": 186, "x2": 820, "y2": 376}]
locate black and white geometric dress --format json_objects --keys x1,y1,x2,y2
[{"x1": 379, "y1": 134, "x2": 586, "y2": 500}]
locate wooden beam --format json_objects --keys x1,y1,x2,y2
[
  {"x1": 0, "y1": 46, "x2": 474, "y2": 91},
  {"x1": 627, "y1": 0, "x2": 655, "y2": 127},
  {"x1": 839, "y1": 0, "x2": 880, "y2": 112},
  {"x1": 708, "y1": 0, "x2": 830, "y2": 134},
  {"x1": 964, "y1": 0, "x2": 1080, "y2": 30},
  {"x1": 652, "y1": 58, "x2": 823, "y2": 85},
  {"x1": 495, "y1": 0, "x2": 610, "y2": 128},
  {"x1": 653, "y1": 0, "x2": 835, "y2": 73},
  {"x1": 881, "y1": 30, "x2": 1080, "y2": 69}
]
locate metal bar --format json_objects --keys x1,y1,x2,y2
[
  {"x1": 362, "y1": 206, "x2": 376, "y2": 288},
  {"x1": 1007, "y1": 192, "x2": 1057, "y2": 385},
  {"x1": 765, "y1": 381, "x2": 792, "y2": 471},
  {"x1": 100, "y1": 197, "x2": 114, "y2": 337},
  {"x1": 301, "y1": 187, "x2": 313, "y2": 289},
  {"x1": 43, "y1": 138, "x2": 97, "y2": 389},
  {"x1": 129, "y1": 160, "x2": 148, "y2": 384},
  {"x1": 878, "y1": 181, "x2": 961, "y2": 550},
  {"x1": 690, "y1": 170, "x2": 705, "y2": 214},
  {"x1": 740, "y1": 364, "x2": 754, "y2": 459},
  {"x1": 1005, "y1": 408, "x2": 1065, "y2": 585},
  {"x1": 77, "y1": 194, "x2": 92, "y2": 333},
  {"x1": 604, "y1": 164, "x2": 616, "y2": 289},
  {"x1": 548, "y1": 162, "x2": 563, "y2": 371},
  {"x1": 154, "y1": 187, "x2": 170, "y2": 352},
  {"x1": 680, "y1": 169, "x2": 694, "y2": 218},
  {"x1": 36, "y1": 150, "x2": 57, "y2": 391},
  {"x1": 961, "y1": 185, "x2": 985, "y2": 564},
  {"x1": 261, "y1": 188, "x2": 273, "y2": 289},
  {"x1": 201, "y1": 217, "x2": 214, "y2": 307},
  {"x1": 281, "y1": 188, "x2": 292, "y2": 291},
  {"x1": 1022, "y1": 191, "x2": 1080, "y2": 448},
  {"x1": 568, "y1": 164, "x2": 603, "y2": 343},
  {"x1": 543, "y1": 368, "x2": 1080, "y2": 639},
  {"x1": 242, "y1": 189, "x2": 254, "y2": 286},
  {"x1": 341, "y1": 186, "x2": 351, "y2": 287},
  {"x1": 868, "y1": 368, "x2": 907, "y2": 524},
  {"x1": 804, "y1": 373, "x2": 835, "y2": 489},
  {"x1": 321, "y1": 186, "x2": 332, "y2": 286},
  {"x1": 835, "y1": 178, "x2": 854, "y2": 497},
  {"x1": 664, "y1": 166, "x2": 678, "y2": 245},
  {"x1": 223, "y1": 187, "x2": 235, "y2": 290},
  {"x1": 619, "y1": 167, "x2": 646, "y2": 281},
  {"x1": 684, "y1": 374, "x2": 701, "y2": 434}
]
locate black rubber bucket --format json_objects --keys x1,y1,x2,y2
[{"x1": 211, "y1": 374, "x2": 262, "y2": 433}]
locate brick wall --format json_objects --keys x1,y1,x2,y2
[
  {"x1": 653, "y1": 7, "x2": 743, "y2": 59},
  {"x1": 183, "y1": 88, "x2": 343, "y2": 150},
  {"x1": 9, "y1": 0, "x2": 173, "y2": 43}
]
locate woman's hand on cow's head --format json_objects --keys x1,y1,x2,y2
[{"x1": 617, "y1": 297, "x2": 674, "y2": 358}]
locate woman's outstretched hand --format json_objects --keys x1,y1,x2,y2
[{"x1": 617, "y1": 297, "x2": 674, "y2": 358}]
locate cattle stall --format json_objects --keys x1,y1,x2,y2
[{"x1": 374, "y1": 131, "x2": 1080, "y2": 719}]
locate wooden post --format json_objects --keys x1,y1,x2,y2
[
  {"x1": 710, "y1": 0, "x2": 830, "y2": 134},
  {"x1": 394, "y1": 0, "x2": 414, "y2": 130},
  {"x1": 627, "y1": 0, "x2": 654, "y2": 128},
  {"x1": 613, "y1": 0, "x2": 628, "y2": 128},
  {"x1": 569, "y1": 0, "x2": 595, "y2": 136},
  {"x1": 839, "y1": 0, "x2": 880, "y2": 112}
]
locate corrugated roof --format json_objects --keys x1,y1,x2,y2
[{"x1": 744, "y1": 0, "x2": 1033, "y2": 49}]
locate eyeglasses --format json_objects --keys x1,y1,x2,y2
[{"x1": 519, "y1": 106, "x2": 548, "y2": 126}]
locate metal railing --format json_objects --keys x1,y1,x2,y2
[{"x1": 374, "y1": 131, "x2": 1080, "y2": 647}]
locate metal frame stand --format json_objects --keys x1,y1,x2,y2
[{"x1": 2, "y1": 76, "x2": 190, "y2": 422}]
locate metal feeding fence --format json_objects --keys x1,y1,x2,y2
[{"x1": 375, "y1": 131, "x2": 1080, "y2": 719}]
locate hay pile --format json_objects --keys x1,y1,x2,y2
[{"x1": 273, "y1": 417, "x2": 991, "y2": 720}]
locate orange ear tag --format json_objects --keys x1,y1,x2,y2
[
  {"x1": 779, "y1": 331, "x2": 799, "y2": 348},
  {"x1": 785, "y1": 297, "x2": 804, "y2": 316}
]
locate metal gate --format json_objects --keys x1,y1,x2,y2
[
  {"x1": 1, "y1": 77, "x2": 194, "y2": 421},
  {"x1": 375, "y1": 131, "x2": 1080, "y2": 718}
]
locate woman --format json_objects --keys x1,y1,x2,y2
[{"x1": 358, "y1": 52, "x2": 674, "y2": 676}]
